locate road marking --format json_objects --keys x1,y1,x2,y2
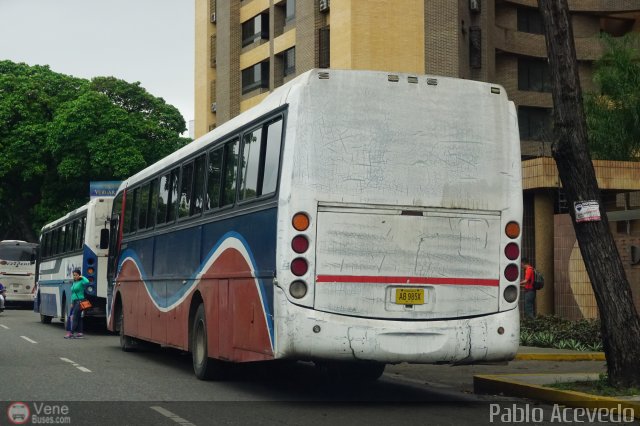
[
  {"x1": 0, "y1": 325, "x2": 8, "y2": 329},
  {"x1": 59, "y1": 357, "x2": 91, "y2": 373},
  {"x1": 150, "y1": 406, "x2": 197, "y2": 426},
  {"x1": 20, "y1": 336, "x2": 37, "y2": 344}
]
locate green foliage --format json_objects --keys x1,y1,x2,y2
[
  {"x1": 0, "y1": 60, "x2": 190, "y2": 240},
  {"x1": 520, "y1": 315, "x2": 603, "y2": 352},
  {"x1": 584, "y1": 34, "x2": 640, "y2": 161}
]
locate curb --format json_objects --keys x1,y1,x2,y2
[
  {"x1": 515, "y1": 352, "x2": 606, "y2": 361},
  {"x1": 474, "y1": 374, "x2": 640, "y2": 419}
]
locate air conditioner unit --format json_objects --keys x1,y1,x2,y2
[
  {"x1": 469, "y1": 0, "x2": 480, "y2": 13},
  {"x1": 319, "y1": 0, "x2": 329, "y2": 13},
  {"x1": 210, "y1": 12, "x2": 216, "y2": 23},
  {"x1": 211, "y1": 102, "x2": 217, "y2": 113}
]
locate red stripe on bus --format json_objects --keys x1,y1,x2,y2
[{"x1": 316, "y1": 275, "x2": 499, "y2": 287}]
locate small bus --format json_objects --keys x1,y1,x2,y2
[
  {"x1": 0, "y1": 240, "x2": 38, "y2": 305},
  {"x1": 107, "y1": 69, "x2": 523, "y2": 380},
  {"x1": 35, "y1": 197, "x2": 112, "y2": 324}
]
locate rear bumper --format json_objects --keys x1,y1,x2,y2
[
  {"x1": 5, "y1": 293, "x2": 35, "y2": 303},
  {"x1": 275, "y1": 294, "x2": 519, "y2": 364}
]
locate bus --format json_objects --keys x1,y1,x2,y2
[
  {"x1": 107, "y1": 69, "x2": 523, "y2": 380},
  {"x1": 35, "y1": 197, "x2": 113, "y2": 324},
  {"x1": 0, "y1": 240, "x2": 38, "y2": 305}
]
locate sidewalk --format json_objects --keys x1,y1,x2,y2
[{"x1": 385, "y1": 345, "x2": 640, "y2": 418}]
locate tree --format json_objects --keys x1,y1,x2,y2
[
  {"x1": 538, "y1": 0, "x2": 640, "y2": 388},
  {"x1": 0, "y1": 60, "x2": 190, "y2": 241},
  {"x1": 584, "y1": 35, "x2": 640, "y2": 161}
]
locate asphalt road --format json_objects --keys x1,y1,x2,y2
[{"x1": 0, "y1": 308, "x2": 613, "y2": 426}]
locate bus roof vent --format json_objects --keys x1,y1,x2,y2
[
  {"x1": 426, "y1": 78, "x2": 438, "y2": 86},
  {"x1": 388, "y1": 74, "x2": 400, "y2": 82},
  {"x1": 318, "y1": 71, "x2": 330, "y2": 80},
  {"x1": 407, "y1": 76, "x2": 418, "y2": 84}
]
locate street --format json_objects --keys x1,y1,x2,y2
[{"x1": 0, "y1": 309, "x2": 615, "y2": 426}]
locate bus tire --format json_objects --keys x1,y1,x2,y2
[
  {"x1": 40, "y1": 313, "x2": 52, "y2": 324},
  {"x1": 119, "y1": 309, "x2": 137, "y2": 352},
  {"x1": 60, "y1": 300, "x2": 67, "y2": 323},
  {"x1": 192, "y1": 304, "x2": 225, "y2": 381}
]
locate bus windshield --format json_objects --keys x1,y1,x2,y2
[{"x1": 0, "y1": 243, "x2": 36, "y2": 262}]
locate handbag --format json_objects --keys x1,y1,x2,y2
[{"x1": 79, "y1": 299, "x2": 92, "y2": 310}]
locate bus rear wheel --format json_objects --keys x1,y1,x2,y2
[
  {"x1": 192, "y1": 304, "x2": 226, "y2": 380},
  {"x1": 119, "y1": 309, "x2": 137, "y2": 352}
]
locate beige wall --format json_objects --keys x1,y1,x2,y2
[
  {"x1": 194, "y1": 0, "x2": 214, "y2": 139},
  {"x1": 331, "y1": 0, "x2": 425, "y2": 74}
]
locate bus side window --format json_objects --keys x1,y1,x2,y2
[
  {"x1": 206, "y1": 148, "x2": 223, "y2": 210},
  {"x1": 192, "y1": 155, "x2": 206, "y2": 216},
  {"x1": 263, "y1": 118, "x2": 283, "y2": 195},
  {"x1": 167, "y1": 168, "x2": 180, "y2": 223},
  {"x1": 179, "y1": 161, "x2": 194, "y2": 219},
  {"x1": 239, "y1": 127, "x2": 263, "y2": 201},
  {"x1": 148, "y1": 178, "x2": 158, "y2": 229},
  {"x1": 221, "y1": 139, "x2": 239, "y2": 207},
  {"x1": 123, "y1": 190, "x2": 134, "y2": 234},
  {"x1": 138, "y1": 183, "x2": 150, "y2": 229},
  {"x1": 157, "y1": 174, "x2": 170, "y2": 225}
]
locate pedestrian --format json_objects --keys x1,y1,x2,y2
[
  {"x1": 0, "y1": 283, "x2": 6, "y2": 313},
  {"x1": 520, "y1": 257, "x2": 535, "y2": 319},
  {"x1": 65, "y1": 269, "x2": 88, "y2": 339}
]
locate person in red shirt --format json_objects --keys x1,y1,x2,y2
[{"x1": 520, "y1": 257, "x2": 535, "y2": 318}]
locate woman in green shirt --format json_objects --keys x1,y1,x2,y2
[{"x1": 64, "y1": 269, "x2": 88, "y2": 339}]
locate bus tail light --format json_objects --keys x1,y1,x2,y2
[
  {"x1": 503, "y1": 285, "x2": 518, "y2": 302},
  {"x1": 290, "y1": 281, "x2": 308, "y2": 299},
  {"x1": 291, "y1": 236, "x2": 309, "y2": 253},
  {"x1": 292, "y1": 213, "x2": 310, "y2": 231},
  {"x1": 290, "y1": 258, "x2": 308, "y2": 276},
  {"x1": 87, "y1": 267, "x2": 95, "y2": 275},
  {"x1": 504, "y1": 243, "x2": 519, "y2": 260},
  {"x1": 505, "y1": 221, "x2": 520, "y2": 239},
  {"x1": 504, "y1": 263, "x2": 519, "y2": 282}
]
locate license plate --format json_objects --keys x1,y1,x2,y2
[{"x1": 395, "y1": 288, "x2": 425, "y2": 305}]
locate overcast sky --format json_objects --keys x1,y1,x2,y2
[{"x1": 0, "y1": 0, "x2": 195, "y2": 127}]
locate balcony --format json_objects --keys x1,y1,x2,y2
[
  {"x1": 500, "y1": 0, "x2": 640, "y2": 13},
  {"x1": 494, "y1": 26, "x2": 605, "y2": 60}
]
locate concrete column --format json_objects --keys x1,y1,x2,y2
[{"x1": 534, "y1": 191, "x2": 555, "y2": 315}]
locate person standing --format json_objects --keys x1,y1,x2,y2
[
  {"x1": 0, "y1": 283, "x2": 6, "y2": 313},
  {"x1": 65, "y1": 269, "x2": 88, "y2": 339},
  {"x1": 520, "y1": 258, "x2": 535, "y2": 319}
]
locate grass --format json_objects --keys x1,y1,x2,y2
[{"x1": 550, "y1": 374, "x2": 640, "y2": 397}]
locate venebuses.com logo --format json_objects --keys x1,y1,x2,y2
[
  {"x1": 7, "y1": 402, "x2": 30, "y2": 425},
  {"x1": 6, "y1": 402, "x2": 71, "y2": 424}
]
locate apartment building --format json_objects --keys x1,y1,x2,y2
[{"x1": 194, "y1": 0, "x2": 640, "y2": 147}]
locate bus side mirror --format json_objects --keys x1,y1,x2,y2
[{"x1": 100, "y1": 229, "x2": 110, "y2": 249}]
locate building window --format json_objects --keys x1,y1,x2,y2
[
  {"x1": 283, "y1": 47, "x2": 295, "y2": 76},
  {"x1": 518, "y1": 57, "x2": 551, "y2": 92},
  {"x1": 517, "y1": 7, "x2": 544, "y2": 35},
  {"x1": 319, "y1": 26, "x2": 330, "y2": 68},
  {"x1": 242, "y1": 14, "x2": 269, "y2": 47},
  {"x1": 518, "y1": 106, "x2": 552, "y2": 141},
  {"x1": 286, "y1": 0, "x2": 295, "y2": 21},
  {"x1": 242, "y1": 61, "x2": 269, "y2": 94}
]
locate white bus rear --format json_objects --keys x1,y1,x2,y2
[
  {"x1": 0, "y1": 240, "x2": 38, "y2": 304},
  {"x1": 273, "y1": 70, "x2": 522, "y2": 365}
]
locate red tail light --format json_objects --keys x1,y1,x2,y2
[
  {"x1": 291, "y1": 236, "x2": 309, "y2": 253},
  {"x1": 290, "y1": 258, "x2": 308, "y2": 276},
  {"x1": 504, "y1": 243, "x2": 520, "y2": 260},
  {"x1": 505, "y1": 221, "x2": 520, "y2": 239},
  {"x1": 504, "y1": 264, "x2": 519, "y2": 282}
]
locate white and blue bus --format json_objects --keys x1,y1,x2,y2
[
  {"x1": 108, "y1": 69, "x2": 522, "y2": 380},
  {"x1": 35, "y1": 197, "x2": 113, "y2": 324},
  {"x1": 0, "y1": 240, "x2": 38, "y2": 305}
]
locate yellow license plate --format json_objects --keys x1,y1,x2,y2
[{"x1": 395, "y1": 288, "x2": 425, "y2": 305}]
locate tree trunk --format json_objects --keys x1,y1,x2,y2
[{"x1": 538, "y1": 0, "x2": 640, "y2": 388}]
